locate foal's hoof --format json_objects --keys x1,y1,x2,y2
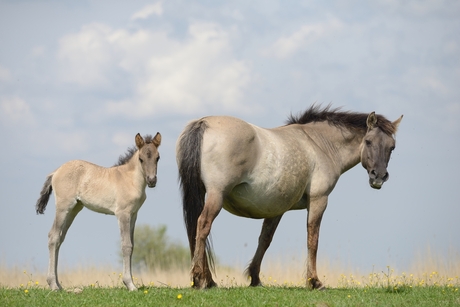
[{"x1": 47, "y1": 280, "x2": 62, "y2": 291}]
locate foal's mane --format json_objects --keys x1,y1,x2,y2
[
  {"x1": 286, "y1": 104, "x2": 397, "y2": 135},
  {"x1": 115, "y1": 134, "x2": 154, "y2": 166}
]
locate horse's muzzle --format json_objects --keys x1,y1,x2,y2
[
  {"x1": 368, "y1": 170, "x2": 389, "y2": 189},
  {"x1": 147, "y1": 176, "x2": 157, "y2": 188}
]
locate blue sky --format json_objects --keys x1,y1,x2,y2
[{"x1": 1, "y1": 0, "x2": 459, "y2": 279}]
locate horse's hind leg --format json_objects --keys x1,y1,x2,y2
[
  {"x1": 47, "y1": 200, "x2": 83, "y2": 290},
  {"x1": 192, "y1": 190, "x2": 222, "y2": 289},
  {"x1": 245, "y1": 215, "x2": 283, "y2": 286},
  {"x1": 117, "y1": 211, "x2": 138, "y2": 291},
  {"x1": 306, "y1": 196, "x2": 328, "y2": 290}
]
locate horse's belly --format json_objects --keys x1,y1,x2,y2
[
  {"x1": 78, "y1": 196, "x2": 116, "y2": 215},
  {"x1": 224, "y1": 183, "x2": 304, "y2": 219}
]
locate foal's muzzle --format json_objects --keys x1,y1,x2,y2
[
  {"x1": 147, "y1": 176, "x2": 157, "y2": 188},
  {"x1": 368, "y1": 169, "x2": 389, "y2": 190}
]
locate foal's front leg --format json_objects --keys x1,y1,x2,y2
[
  {"x1": 117, "y1": 212, "x2": 138, "y2": 291},
  {"x1": 306, "y1": 196, "x2": 328, "y2": 290}
]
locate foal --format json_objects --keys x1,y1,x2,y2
[{"x1": 36, "y1": 133, "x2": 161, "y2": 291}]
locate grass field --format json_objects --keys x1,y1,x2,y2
[{"x1": 1, "y1": 250, "x2": 459, "y2": 306}]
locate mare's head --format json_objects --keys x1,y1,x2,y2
[
  {"x1": 361, "y1": 112, "x2": 402, "y2": 189},
  {"x1": 135, "y1": 132, "x2": 162, "y2": 188}
]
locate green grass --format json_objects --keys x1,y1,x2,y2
[{"x1": 1, "y1": 284, "x2": 459, "y2": 307}]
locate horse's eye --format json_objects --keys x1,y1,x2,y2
[
  {"x1": 139, "y1": 158, "x2": 144, "y2": 163},
  {"x1": 390, "y1": 146, "x2": 395, "y2": 152}
]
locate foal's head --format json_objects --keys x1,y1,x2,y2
[
  {"x1": 360, "y1": 112, "x2": 402, "y2": 189},
  {"x1": 135, "y1": 132, "x2": 162, "y2": 188}
]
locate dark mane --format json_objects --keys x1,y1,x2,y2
[
  {"x1": 114, "y1": 134, "x2": 154, "y2": 166},
  {"x1": 286, "y1": 104, "x2": 397, "y2": 135}
]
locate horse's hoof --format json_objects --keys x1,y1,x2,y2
[
  {"x1": 317, "y1": 285, "x2": 327, "y2": 291},
  {"x1": 249, "y1": 281, "x2": 263, "y2": 287}
]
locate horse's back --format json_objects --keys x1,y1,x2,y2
[
  {"x1": 52, "y1": 160, "x2": 118, "y2": 214},
  {"x1": 53, "y1": 160, "x2": 105, "y2": 184},
  {"x1": 188, "y1": 116, "x2": 313, "y2": 218}
]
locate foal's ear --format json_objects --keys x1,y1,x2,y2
[
  {"x1": 152, "y1": 132, "x2": 162, "y2": 147},
  {"x1": 392, "y1": 115, "x2": 403, "y2": 132},
  {"x1": 135, "y1": 133, "x2": 145, "y2": 149},
  {"x1": 366, "y1": 112, "x2": 378, "y2": 129}
]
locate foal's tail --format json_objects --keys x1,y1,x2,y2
[
  {"x1": 35, "y1": 173, "x2": 53, "y2": 214},
  {"x1": 177, "y1": 119, "x2": 215, "y2": 271}
]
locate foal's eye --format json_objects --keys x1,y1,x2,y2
[
  {"x1": 390, "y1": 146, "x2": 395, "y2": 152},
  {"x1": 139, "y1": 158, "x2": 144, "y2": 163}
]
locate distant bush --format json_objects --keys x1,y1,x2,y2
[{"x1": 127, "y1": 224, "x2": 191, "y2": 272}]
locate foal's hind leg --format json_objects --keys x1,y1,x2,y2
[
  {"x1": 117, "y1": 211, "x2": 138, "y2": 291},
  {"x1": 47, "y1": 201, "x2": 83, "y2": 290},
  {"x1": 246, "y1": 215, "x2": 283, "y2": 286},
  {"x1": 192, "y1": 190, "x2": 222, "y2": 289}
]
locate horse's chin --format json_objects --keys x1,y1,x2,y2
[
  {"x1": 369, "y1": 180, "x2": 383, "y2": 190},
  {"x1": 147, "y1": 183, "x2": 156, "y2": 188}
]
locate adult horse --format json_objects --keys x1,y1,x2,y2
[
  {"x1": 176, "y1": 105, "x2": 402, "y2": 289},
  {"x1": 36, "y1": 133, "x2": 161, "y2": 291}
]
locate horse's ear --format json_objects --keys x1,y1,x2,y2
[
  {"x1": 366, "y1": 112, "x2": 377, "y2": 129},
  {"x1": 152, "y1": 132, "x2": 162, "y2": 147},
  {"x1": 392, "y1": 115, "x2": 403, "y2": 132},
  {"x1": 135, "y1": 133, "x2": 145, "y2": 149}
]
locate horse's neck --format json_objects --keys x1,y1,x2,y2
[{"x1": 309, "y1": 124, "x2": 365, "y2": 174}]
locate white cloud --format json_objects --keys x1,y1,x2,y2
[
  {"x1": 112, "y1": 132, "x2": 133, "y2": 148},
  {"x1": 265, "y1": 18, "x2": 344, "y2": 59},
  {"x1": 0, "y1": 96, "x2": 34, "y2": 125},
  {"x1": 57, "y1": 20, "x2": 254, "y2": 118},
  {"x1": 131, "y1": 2, "x2": 163, "y2": 20},
  {"x1": 120, "y1": 22, "x2": 253, "y2": 117},
  {"x1": 57, "y1": 23, "x2": 114, "y2": 88},
  {"x1": 0, "y1": 65, "x2": 11, "y2": 81}
]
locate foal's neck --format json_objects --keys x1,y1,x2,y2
[{"x1": 116, "y1": 151, "x2": 145, "y2": 185}]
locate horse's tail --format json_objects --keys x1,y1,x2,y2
[
  {"x1": 177, "y1": 119, "x2": 215, "y2": 271},
  {"x1": 36, "y1": 173, "x2": 53, "y2": 214}
]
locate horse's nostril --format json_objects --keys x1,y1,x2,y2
[
  {"x1": 382, "y1": 172, "x2": 389, "y2": 181},
  {"x1": 370, "y1": 170, "x2": 377, "y2": 178},
  {"x1": 147, "y1": 176, "x2": 157, "y2": 186}
]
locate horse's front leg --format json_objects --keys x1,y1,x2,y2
[
  {"x1": 191, "y1": 191, "x2": 222, "y2": 289},
  {"x1": 117, "y1": 211, "x2": 138, "y2": 291},
  {"x1": 306, "y1": 196, "x2": 328, "y2": 290},
  {"x1": 246, "y1": 215, "x2": 283, "y2": 286}
]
